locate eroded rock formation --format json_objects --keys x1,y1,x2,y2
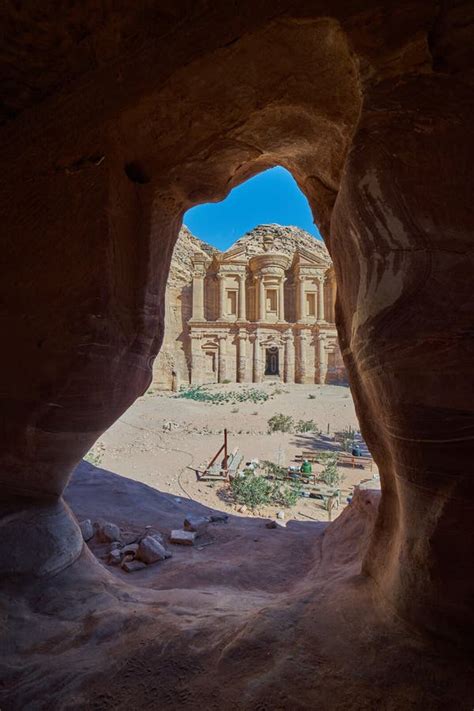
[{"x1": 0, "y1": 1, "x2": 473, "y2": 706}]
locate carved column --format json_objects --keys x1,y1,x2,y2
[
  {"x1": 284, "y1": 331, "x2": 295, "y2": 383},
  {"x1": 278, "y1": 277, "x2": 286, "y2": 321},
  {"x1": 297, "y1": 276, "x2": 306, "y2": 321},
  {"x1": 238, "y1": 273, "x2": 246, "y2": 320},
  {"x1": 317, "y1": 277, "x2": 325, "y2": 322},
  {"x1": 296, "y1": 331, "x2": 308, "y2": 383},
  {"x1": 191, "y1": 271, "x2": 205, "y2": 321},
  {"x1": 317, "y1": 333, "x2": 328, "y2": 384},
  {"x1": 252, "y1": 332, "x2": 262, "y2": 383},
  {"x1": 258, "y1": 276, "x2": 265, "y2": 321},
  {"x1": 190, "y1": 332, "x2": 202, "y2": 385},
  {"x1": 218, "y1": 274, "x2": 226, "y2": 320},
  {"x1": 331, "y1": 276, "x2": 337, "y2": 323},
  {"x1": 217, "y1": 333, "x2": 227, "y2": 383},
  {"x1": 237, "y1": 329, "x2": 248, "y2": 383}
]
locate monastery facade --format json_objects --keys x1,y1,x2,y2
[{"x1": 153, "y1": 225, "x2": 346, "y2": 389}]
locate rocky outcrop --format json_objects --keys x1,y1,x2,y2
[
  {"x1": 166, "y1": 225, "x2": 217, "y2": 289},
  {"x1": 230, "y1": 223, "x2": 330, "y2": 262}
]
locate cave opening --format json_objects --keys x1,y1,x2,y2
[
  {"x1": 91, "y1": 165, "x2": 366, "y2": 532},
  {"x1": 1, "y1": 6, "x2": 473, "y2": 706}
]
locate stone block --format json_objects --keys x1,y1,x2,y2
[
  {"x1": 122, "y1": 559, "x2": 147, "y2": 573},
  {"x1": 169, "y1": 530, "x2": 196, "y2": 546}
]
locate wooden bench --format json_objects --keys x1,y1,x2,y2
[
  {"x1": 337, "y1": 452, "x2": 373, "y2": 472},
  {"x1": 228, "y1": 451, "x2": 243, "y2": 477},
  {"x1": 294, "y1": 451, "x2": 329, "y2": 464}
]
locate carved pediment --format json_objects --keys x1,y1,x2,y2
[{"x1": 292, "y1": 248, "x2": 329, "y2": 270}]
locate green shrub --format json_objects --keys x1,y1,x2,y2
[
  {"x1": 267, "y1": 413, "x2": 294, "y2": 433},
  {"x1": 84, "y1": 447, "x2": 103, "y2": 467},
  {"x1": 177, "y1": 385, "x2": 268, "y2": 405},
  {"x1": 230, "y1": 471, "x2": 300, "y2": 510},
  {"x1": 273, "y1": 481, "x2": 300, "y2": 508},
  {"x1": 230, "y1": 474, "x2": 273, "y2": 510},
  {"x1": 261, "y1": 460, "x2": 287, "y2": 479},
  {"x1": 295, "y1": 419, "x2": 318, "y2": 433},
  {"x1": 319, "y1": 455, "x2": 344, "y2": 488}
]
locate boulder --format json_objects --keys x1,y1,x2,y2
[
  {"x1": 96, "y1": 521, "x2": 122, "y2": 543},
  {"x1": 137, "y1": 536, "x2": 169, "y2": 564},
  {"x1": 79, "y1": 519, "x2": 93, "y2": 541},
  {"x1": 209, "y1": 513, "x2": 228, "y2": 523},
  {"x1": 265, "y1": 520, "x2": 277, "y2": 529},
  {"x1": 169, "y1": 530, "x2": 196, "y2": 546},
  {"x1": 183, "y1": 515, "x2": 209, "y2": 537}
]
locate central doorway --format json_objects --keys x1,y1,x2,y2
[{"x1": 265, "y1": 347, "x2": 279, "y2": 376}]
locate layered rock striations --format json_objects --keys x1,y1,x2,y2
[{"x1": 0, "y1": 1, "x2": 473, "y2": 706}]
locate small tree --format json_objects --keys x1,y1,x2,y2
[
  {"x1": 268, "y1": 413, "x2": 294, "y2": 433},
  {"x1": 339, "y1": 425, "x2": 356, "y2": 452}
]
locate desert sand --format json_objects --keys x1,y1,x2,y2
[{"x1": 92, "y1": 382, "x2": 378, "y2": 523}]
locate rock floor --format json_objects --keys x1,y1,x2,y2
[{"x1": 0, "y1": 464, "x2": 472, "y2": 710}]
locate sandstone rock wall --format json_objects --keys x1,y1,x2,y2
[{"x1": 0, "y1": 0, "x2": 472, "y2": 656}]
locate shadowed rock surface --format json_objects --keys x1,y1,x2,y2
[{"x1": 0, "y1": 1, "x2": 473, "y2": 707}]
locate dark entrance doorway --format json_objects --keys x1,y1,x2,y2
[{"x1": 265, "y1": 347, "x2": 279, "y2": 376}]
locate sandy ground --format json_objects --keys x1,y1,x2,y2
[{"x1": 94, "y1": 383, "x2": 379, "y2": 523}]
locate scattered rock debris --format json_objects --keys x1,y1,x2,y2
[{"x1": 265, "y1": 520, "x2": 277, "y2": 529}]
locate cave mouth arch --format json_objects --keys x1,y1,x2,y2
[{"x1": 1, "y1": 8, "x2": 473, "y2": 677}]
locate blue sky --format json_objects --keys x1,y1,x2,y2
[{"x1": 184, "y1": 166, "x2": 322, "y2": 250}]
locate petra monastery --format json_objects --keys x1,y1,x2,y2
[{"x1": 154, "y1": 224, "x2": 345, "y2": 389}]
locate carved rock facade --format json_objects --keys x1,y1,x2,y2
[{"x1": 154, "y1": 224, "x2": 345, "y2": 388}]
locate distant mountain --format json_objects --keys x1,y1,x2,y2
[
  {"x1": 168, "y1": 223, "x2": 329, "y2": 287},
  {"x1": 168, "y1": 225, "x2": 219, "y2": 287},
  {"x1": 226, "y1": 224, "x2": 329, "y2": 261}
]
